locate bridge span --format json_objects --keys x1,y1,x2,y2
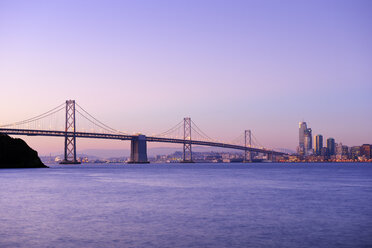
[{"x1": 0, "y1": 100, "x2": 287, "y2": 163}]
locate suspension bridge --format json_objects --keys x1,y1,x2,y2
[{"x1": 0, "y1": 100, "x2": 287, "y2": 163}]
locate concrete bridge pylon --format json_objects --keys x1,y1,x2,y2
[{"x1": 128, "y1": 135, "x2": 149, "y2": 164}]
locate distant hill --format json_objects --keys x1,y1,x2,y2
[
  {"x1": 274, "y1": 148, "x2": 295, "y2": 154},
  {"x1": 77, "y1": 146, "x2": 242, "y2": 158},
  {"x1": 46, "y1": 146, "x2": 293, "y2": 160}
]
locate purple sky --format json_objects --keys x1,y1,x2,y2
[{"x1": 0, "y1": 0, "x2": 371, "y2": 155}]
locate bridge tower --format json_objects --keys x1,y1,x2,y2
[
  {"x1": 182, "y1": 117, "x2": 193, "y2": 163},
  {"x1": 244, "y1": 130, "x2": 252, "y2": 162},
  {"x1": 60, "y1": 100, "x2": 80, "y2": 164}
]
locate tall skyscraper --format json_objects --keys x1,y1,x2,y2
[
  {"x1": 304, "y1": 128, "x2": 312, "y2": 155},
  {"x1": 314, "y1": 134, "x2": 323, "y2": 155},
  {"x1": 299, "y1": 122, "x2": 312, "y2": 156},
  {"x1": 298, "y1": 122, "x2": 307, "y2": 155},
  {"x1": 327, "y1": 138, "x2": 335, "y2": 156}
]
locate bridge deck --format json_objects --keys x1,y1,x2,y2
[{"x1": 0, "y1": 128, "x2": 286, "y2": 156}]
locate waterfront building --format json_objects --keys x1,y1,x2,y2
[
  {"x1": 320, "y1": 147, "x2": 328, "y2": 157},
  {"x1": 350, "y1": 146, "x2": 361, "y2": 160},
  {"x1": 360, "y1": 144, "x2": 372, "y2": 159},
  {"x1": 299, "y1": 122, "x2": 313, "y2": 156},
  {"x1": 336, "y1": 143, "x2": 342, "y2": 159},
  {"x1": 304, "y1": 128, "x2": 312, "y2": 155},
  {"x1": 298, "y1": 122, "x2": 307, "y2": 155},
  {"x1": 327, "y1": 138, "x2": 335, "y2": 156},
  {"x1": 314, "y1": 134, "x2": 323, "y2": 155},
  {"x1": 342, "y1": 145, "x2": 349, "y2": 158},
  {"x1": 336, "y1": 143, "x2": 349, "y2": 160}
]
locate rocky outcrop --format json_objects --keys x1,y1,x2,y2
[{"x1": 0, "y1": 133, "x2": 47, "y2": 168}]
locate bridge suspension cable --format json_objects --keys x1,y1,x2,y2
[
  {"x1": 190, "y1": 120, "x2": 217, "y2": 142},
  {"x1": 228, "y1": 130, "x2": 267, "y2": 149},
  {"x1": 154, "y1": 120, "x2": 184, "y2": 138},
  {"x1": 0, "y1": 101, "x2": 130, "y2": 135},
  {"x1": 0, "y1": 102, "x2": 65, "y2": 129},
  {"x1": 251, "y1": 132, "x2": 265, "y2": 149},
  {"x1": 154, "y1": 118, "x2": 219, "y2": 142},
  {"x1": 0, "y1": 100, "x2": 286, "y2": 159},
  {"x1": 75, "y1": 103, "x2": 128, "y2": 135},
  {"x1": 230, "y1": 132, "x2": 245, "y2": 146}
]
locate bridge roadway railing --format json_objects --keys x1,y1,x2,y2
[
  {"x1": 0, "y1": 128, "x2": 134, "y2": 140},
  {"x1": 146, "y1": 136, "x2": 286, "y2": 156},
  {"x1": 0, "y1": 128, "x2": 287, "y2": 163},
  {"x1": 0, "y1": 128, "x2": 287, "y2": 157}
]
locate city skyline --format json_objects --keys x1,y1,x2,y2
[{"x1": 1, "y1": 0, "x2": 371, "y2": 154}]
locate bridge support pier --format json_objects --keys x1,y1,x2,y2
[
  {"x1": 128, "y1": 135, "x2": 149, "y2": 164},
  {"x1": 272, "y1": 154, "x2": 277, "y2": 162},
  {"x1": 267, "y1": 152, "x2": 275, "y2": 162},
  {"x1": 244, "y1": 150, "x2": 252, "y2": 163}
]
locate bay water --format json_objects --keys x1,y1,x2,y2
[{"x1": 1, "y1": 163, "x2": 371, "y2": 248}]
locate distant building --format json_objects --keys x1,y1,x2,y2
[
  {"x1": 320, "y1": 147, "x2": 328, "y2": 157},
  {"x1": 360, "y1": 144, "x2": 372, "y2": 159},
  {"x1": 336, "y1": 143, "x2": 342, "y2": 158},
  {"x1": 336, "y1": 143, "x2": 349, "y2": 160},
  {"x1": 350, "y1": 146, "x2": 361, "y2": 160},
  {"x1": 314, "y1": 134, "x2": 323, "y2": 155},
  {"x1": 304, "y1": 128, "x2": 312, "y2": 155},
  {"x1": 342, "y1": 145, "x2": 349, "y2": 159},
  {"x1": 327, "y1": 138, "x2": 335, "y2": 156},
  {"x1": 299, "y1": 122, "x2": 313, "y2": 156},
  {"x1": 298, "y1": 122, "x2": 307, "y2": 155}
]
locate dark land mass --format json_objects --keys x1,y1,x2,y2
[{"x1": 0, "y1": 133, "x2": 47, "y2": 168}]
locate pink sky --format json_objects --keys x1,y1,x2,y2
[{"x1": 1, "y1": 0, "x2": 371, "y2": 155}]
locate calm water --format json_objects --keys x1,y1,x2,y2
[{"x1": 0, "y1": 163, "x2": 372, "y2": 248}]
